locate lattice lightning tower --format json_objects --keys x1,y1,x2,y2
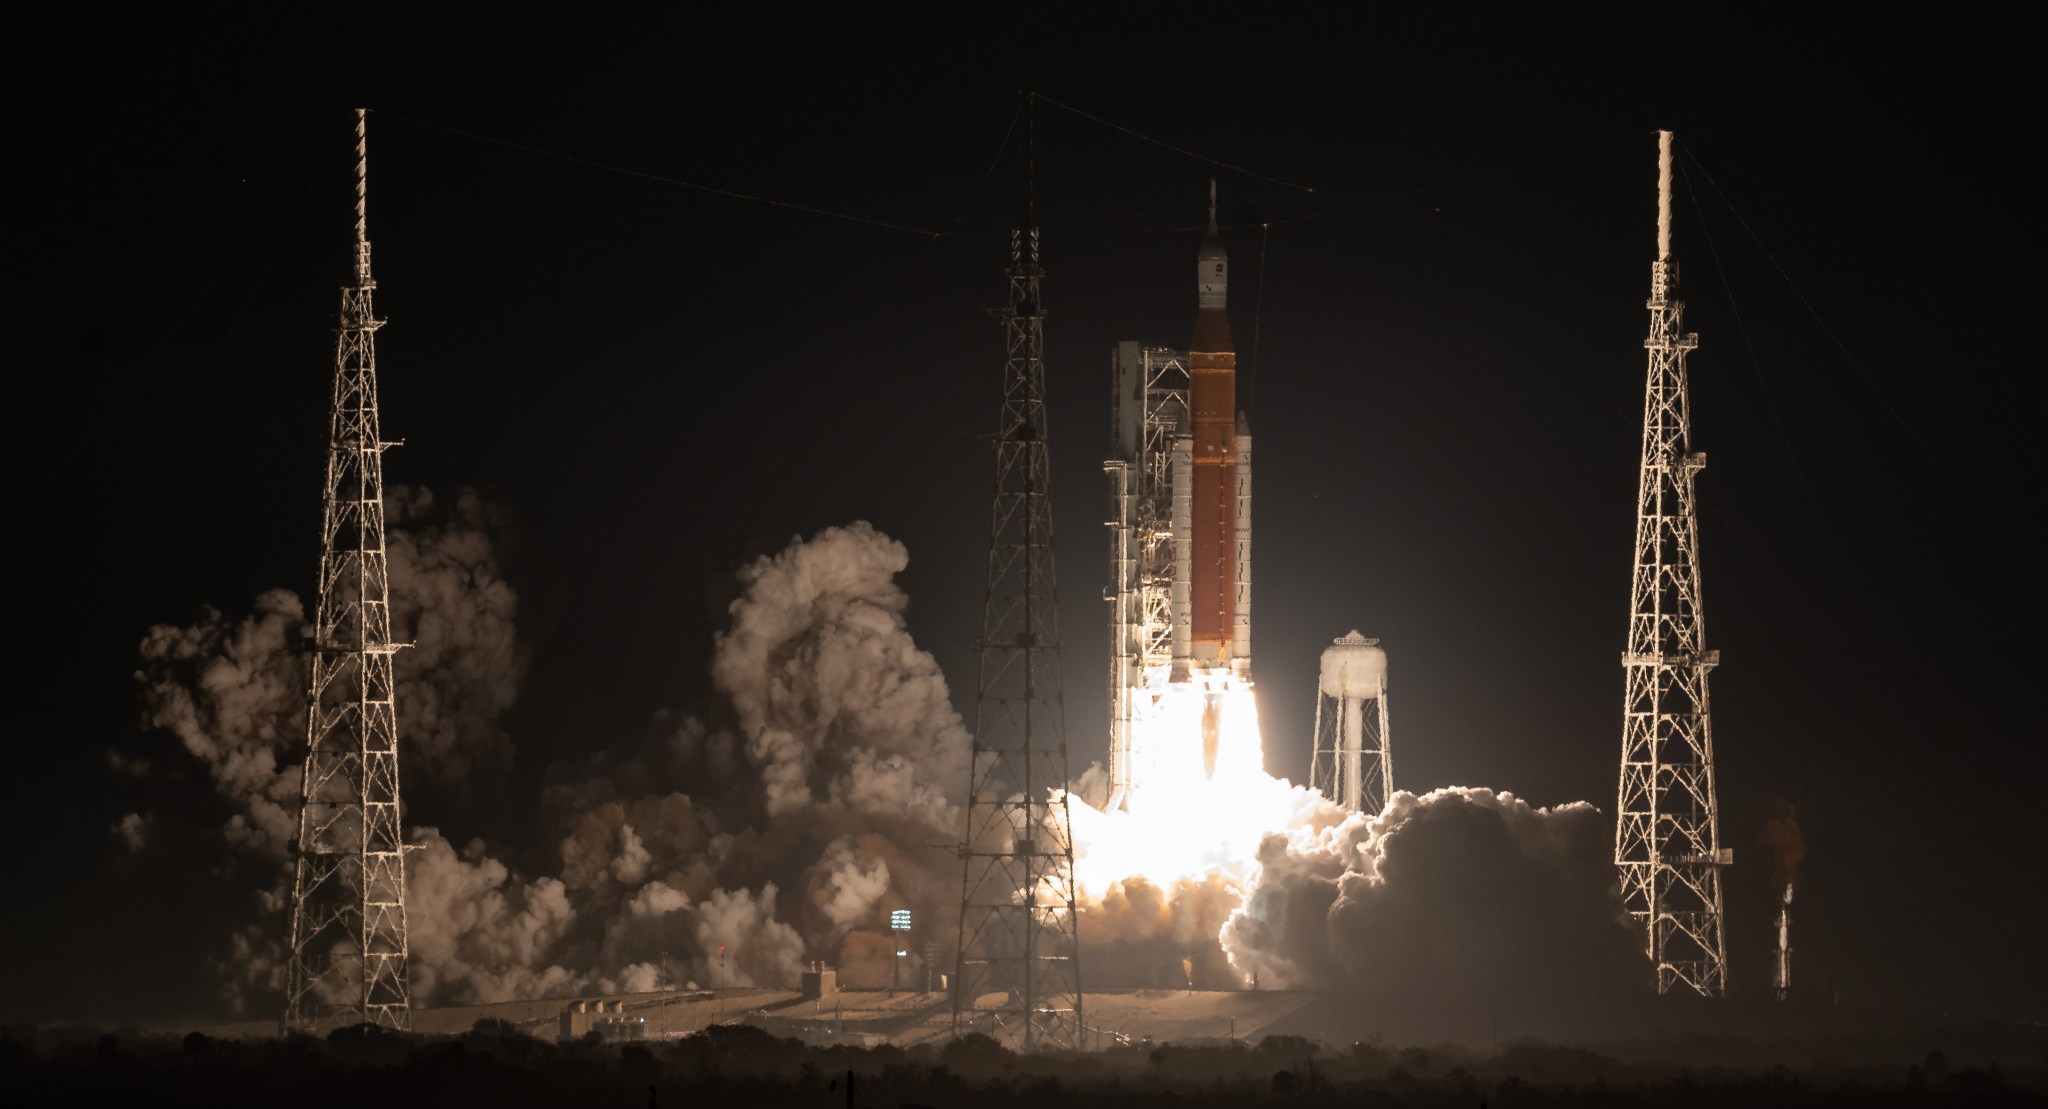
[
  {"x1": 1614, "y1": 130, "x2": 1729, "y2": 997},
  {"x1": 284, "y1": 108, "x2": 413, "y2": 1032},
  {"x1": 953, "y1": 202, "x2": 1084, "y2": 1050}
]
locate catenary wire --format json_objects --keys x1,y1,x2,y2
[
  {"x1": 1678, "y1": 157, "x2": 1866, "y2": 622},
  {"x1": 374, "y1": 109, "x2": 948, "y2": 238},
  {"x1": 32, "y1": 119, "x2": 348, "y2": 499},
  {"x1": 1679, "y1": 143, "x2": 2026, "y2": 577}
]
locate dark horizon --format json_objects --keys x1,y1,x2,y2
[{"x1": 8, "y1": 8, "x2": 2038, "y2": 1031}]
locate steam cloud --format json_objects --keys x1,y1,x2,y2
[
  {"x1": 132, "y1": 508, "x2": 1649, "y2": 1025},
  {"x1": 1082, "y1": 872, "x2": 1248, "y2": 989},
  {"x1": 130, "y1": 516, "x2": 966, "y2": 1011},
  {"x1": 1221, "y1": 787, "x2": 1645, "y2": 1018}
]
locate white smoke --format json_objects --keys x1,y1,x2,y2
[
  {"x1": 133, "y1": 486, "x2": 524, "y2": 860},
  {"x1": 713, "y1": 523, "x2": 969, "y2": 821},
  {"x1": 382, "y1": 487, "x2": 523, "y2": 783},
  {"x1": 111, "y1": 811, "x2": 155, "y2": 854},
  {"x1": 804, "y1": 835, "x2": 895, "y2": 931},
  {"x1": 431, "y1": 524, "x2": 968, "y2": 1003},
  {"x1": 132, "y1": 519, "x2": 970, "y2": 1011},
  {"x1": 404, "y1": 830, "x2": 583, "y2": 1005},
  {"x1": 135, "y1": 587, "x2": 307, "y2": 856},
  {"x1": 132, "y1": 507, "x2": 1657, "y2": 1023}
]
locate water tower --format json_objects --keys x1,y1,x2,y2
[{"x1": 1309, "y1": 631, "x2": 1391, "y2": 814}]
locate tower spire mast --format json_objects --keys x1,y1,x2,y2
[
  {"x1": 1614, "y1": 130, "x2": 1729, "y2": 997},
  {"x1": 954, "y1": 103, "x2": 1084, "y2": 1049},
  {"x1": 284, "y1": 108, "x2": 413, "y2": 1032}
]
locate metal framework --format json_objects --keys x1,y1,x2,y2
[
  {"x1": 1308, "y1": 632, "x2": 1391, "y2": 815},
  {"x1": 284, "y1": 109, "x2": 413, "y2": 1032},
  {"x1": 953, "y1": 222, "x2": 1084, "y2": 1050},
  {"x1": 1614, "y1": 130, "x2": 1728, "y2": 997},
  {"x1": 1103, "y1": 344, "x2": 1188, "y2": 812}
]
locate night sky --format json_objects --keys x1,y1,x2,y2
[{"x1": 10, "y1": 9, "x2": 2037, "y2": 1026}]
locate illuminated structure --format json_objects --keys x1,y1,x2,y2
[
  {"x1": 1309, "y1": 632, "x2": 1391, "y2": 815},
  {"x1": 953, "y1": 181, "x2": 1084, "y2": 1049},
  {"x1": 1613, "y1": 130, "x2": 1729, "y2": 997},
  {"x1": 284, "y1": 109, "x2": 413, "y2": 1032},
  {"x1": 1104, "y1": 182, "x2": 1253, "y2": 812},
  {"x1": 1772, "y1": 884, "x2": 1793, "y2": 1002}
]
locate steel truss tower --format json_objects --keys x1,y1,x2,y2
[
  {"x1": 953, "y1": 219, "x2": 1084, "y2": 1050},
  {"x1": 285, "y1": 109, "x2": 413, "y2": 1032},
  {"x1": 1103, "y1": 343, "x2": 1189, "y2": 812},
  {"x1": 1614, "y1": 130, "x2": 1729, "y2": 997}
]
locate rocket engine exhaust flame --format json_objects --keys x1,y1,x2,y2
[{"x1": 1201, "y1": 695, "x2": 1221, "y2": 779}]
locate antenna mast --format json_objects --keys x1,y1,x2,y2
[
  {"x1": 284, "y1": 108, "x2": 413, "y2": 1032},
  {"x1": 954, "y1": 102, "x2": 1084, "y2": 1049},
  {"x1": 1614, "y1": 130, "x2": 1729, "y2": 997}
]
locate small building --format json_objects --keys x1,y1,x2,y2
[
  {"x1": 800, "y1": 962, "x2": 839, "y2": 1000},
  {"x1": 560, "y1": 999, "x2": 647, "y2": 1042}
]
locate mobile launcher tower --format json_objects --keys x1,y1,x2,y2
[{"x1": 1103, "y1": 183, "x2": 1253, "y2": 812}]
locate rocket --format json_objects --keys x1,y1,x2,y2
[
  {"x1": 1183, "y1": 182, "x2": 1252, "y2": 773},
  {"x1": 1189, "y1": 182, "x2": 1236, "y2": 661},
  {"x1": 1101, "y1": 181, "x2": 1254, "y2": 808}
]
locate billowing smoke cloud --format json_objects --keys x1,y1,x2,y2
[
  {"x1": 406, "y1": 523, "x2": 969, "y2": 1005},
  {"x1": 1221, "y1": 788, "x2": 1645, "y2": 1018},
  {"x1": 130, "y1": 487, "x2": 524, "y2": 859},
  {"x1": 381, "y1": 487, "x2": 523, "y2": 784},
  {"x1": 713, "y1": 522, "x2": 967, "y2": 826},
  {"x1": 133, "y1": 587, "x2": 308, "y2": 857},
  {"x1": 134, "y1": 510, "x2": 1650, "y2": 1026},
  {"x1": 1082, "y1": 873, "x2": 1246, "y2": 989},
  {"x1": 128, "y1": 487, "x2": 530, "y2": 1009},
  {"x1": 402, "y1": 830, "x2": 582, "y2": 1004},
  {"x1": 130, "y1": 518, "x2": 968, "y2": 1012}
]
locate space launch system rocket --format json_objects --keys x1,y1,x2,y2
[
  {"x1": 1103, "y1": 181, "x2": 1252, "y2": 810},
  {"x1": 1183, "y1": 181, "x2": 1252, "y2": 683},
  {"x1": 1182, "y1": 182, "x2": 1252, "y2": 772}
]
